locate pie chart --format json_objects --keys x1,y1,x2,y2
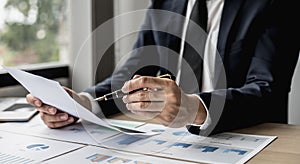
[{"x1": 26, "y1": 144, "x2": 49, "y2": 151}]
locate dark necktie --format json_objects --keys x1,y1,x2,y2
[{"x1": 180, "y1": 0, "x2": 208, "y2": 93}]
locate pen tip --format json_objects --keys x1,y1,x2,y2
[{"x1": 95, "y1": 96, "x2": 105, "y2": 101}]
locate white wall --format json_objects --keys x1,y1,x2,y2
[
  {"x1": 289, "y1": 56, "x2": 300, "y2": 125},
  {"x1": 113, "y1": 0, "x2": 151, "y2": 66},
  {"x1": 69, "y1": 0, "x2": 93, "y2": 92}
]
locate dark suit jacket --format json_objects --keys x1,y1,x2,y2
[{"x1": 85, "y1": 0, "x2": 300, "y2": 135}]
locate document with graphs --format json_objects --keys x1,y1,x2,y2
[
  {"x1": 99, "y1": 123, "x2": 277, "y2": 164},
  {"x1": 45, "y1": 146, "x2": 191, "y2": 164},
  {"x1": 0, "y1": 131, "x2": 83, "y2": 164},
  {"x1": 0, "y1": 118, "x2": 276, "y2": 164}
]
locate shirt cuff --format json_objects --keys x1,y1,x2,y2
[
  {"x1": 79, "y1": 92, "x2": 102, "y2": 115},
  {"x1": 188, "y1": 94, "x2": 212, "y2": 130}
]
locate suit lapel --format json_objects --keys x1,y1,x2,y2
[
  {"x1": 217, "y1": 0, "x2": 244, "y2": 58},
  {"x1": 159, "y1": 0, "x2": 188, "y2": 76},
  {"x1": 214, "y1": 0, "x2": 244, "y2": 89},
  {"x1": 165, "y1": 0, "x2": 188, "y2": 50},
  {"x1": 170, "y1": 0, "x2": 188, "y2": 14}
]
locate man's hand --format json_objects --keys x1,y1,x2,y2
[
  {"x1": 122, "y1": 75, "x2": 207, "y2": 128},
  {"x1": 26, "y1": 87, "x2": 92, "y2": 129}
]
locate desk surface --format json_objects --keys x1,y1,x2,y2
[
  {"x1": 112, "y1": 114, "x2": 300, "y2": 164},
  {"x1": 234, "y1": 123, "x2": 300, "y2": 164}
]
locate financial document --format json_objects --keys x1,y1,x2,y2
[
  {"x1": 45, "y1": 146, "x2": 192, "y2": 164},
  {"x1": 0, "y1": 116, "x2": 145, "y2": 146},
  {"x1": 0, "y1": 117, "x2": 276, "y2": 164},
  {"x1": 0, "y1": 131, "x2": 83, "y2": 163},
  {"x1": 1, "y1": 65, "x2": 156, "y2": 136},
  {"x1": 100, "y1": 123, "x2": 276, "y2": 164}
]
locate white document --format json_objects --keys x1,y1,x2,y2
[
  {"x1": 45, "y1": 146, "x2": 191, "y2": 164},
  {"x1": 0, "y1": 116, "x2": 276, "y2": 163},
  {"x1": 1, "y1": 65, "x2": 156, "y2": 136},
  {"x1": 0, "y1": 131, "x2": 84, "y2": 163},
  {"x1": 0, "y1": 116, "x2": 146, "y2": 146},
  {"x1": 0, "y1": 116, "x2": 106, "y2": 145},
  {"x1": 101, "y1": 123, "x2": 277, "y2": 164}
]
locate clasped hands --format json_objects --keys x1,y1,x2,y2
[{"x1": 26, "y1": 75, "x2": 206, "y2": 129}]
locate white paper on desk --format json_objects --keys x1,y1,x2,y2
[
  {"x1": 0, "y1": 131, "x2": 83, "y2": 163},
  {"x1": 45, "y1": 145, "x2": 191, "y2": 164},
  {"x1": 1, "y1": 65, "x2": 156, "y2": 136},
  {"x1": 102, "y1": 123, "x2": 277, "y2": 164}
]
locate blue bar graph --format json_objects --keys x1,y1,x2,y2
[
  {"x1": 0, "y1": 153, "x2": 35, "y2": 164},
  {"x1": 193, "y1": 145, "x2": 219, "y2": 152},
  {"x1": 169, "y1": 142, "x2": 192, "y2": 148},
  {"x1": 223, "y1": 149, "x2": 247, "y2": 155},
  {"x1": 108, "y1": 135, "x2": 144, "y2": 145}
]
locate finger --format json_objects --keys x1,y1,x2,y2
[
  {"x1": 121, "y1": 75, "x2": 141, "y2": 89},
  {"x1": 123, "y1": 90, "x2": 165, "y2": 103},
  {"x1": 63, "y1": 86, "x2": 77, "y2": 98},
  {"x1": 26, "y1": 94, "x2": 42, "y2": 107},
  {"x1": 160, "y1": 112, "x2": 176, "y2": 124},
  {"x1": 47, "y1": 117, "x2": 75, "y2": 129},
  {"x1": 153, "y1": 116, "x2": 170, "y2": 127},
  {"x1": 122, "y1": 76, "x2": 173, "y2": 93},
  {"x1": 154, "y1": 109, "x2": 178, "y2": 126},
  {"x1": 126, "y1": 102, "x2": 164, "y2": 112},
  {"x1": 154, "y1": 114, "x2": 177, "y2": 127},
  {"x1": 40, "y1": 112, "x2": 69, "y2": 123},
  {"x1": 63, "y1": 86, "x2": 73, "y2": 95},
  {"x1": 160, "y1": 110, "x2": 190, "y2": 128},
  {"x1": 131, "y1": 110, "x2": 160, "y2": 119},
  {"x1": 37, "y1": 105, "x2": 57, "y2": 115}
]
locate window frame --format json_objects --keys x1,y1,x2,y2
[{"x1": 0, "y1": 63, "x2": 69, "y2": 87}]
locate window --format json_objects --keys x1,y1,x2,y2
[{"x1": 0, "y1": 0, "x2": 69, "y2": 66}]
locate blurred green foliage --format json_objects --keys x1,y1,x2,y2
[{"x1": 0, "y1": 0, "x2": 67, "y2": 66}]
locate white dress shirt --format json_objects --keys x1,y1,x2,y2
[
  {"x1": 177, "y1": 0, "x2": 224, "y2": 130},
  {"x1": 83, "y1": 0, "x2": 224, "y2": 131}
]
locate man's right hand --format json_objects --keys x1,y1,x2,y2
[{"x1": 26, "y1": 87, "x2": 92, "y2": 129}]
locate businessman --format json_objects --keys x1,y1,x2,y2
[{"x1": 27, "y1": 0, "x2": 299, "y2": 135}]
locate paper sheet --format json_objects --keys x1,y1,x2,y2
[
  {"x1": 0, "y1": 117, "x2": 276, "y2": 163},
  {"x1": 45, "y1": 146, "x2": 191, "y2": 164},
  {"x1": 0, "y1": 131, "x2": 83, "y2": 163},
  {"x1": 100, "y1": 123, "x2": 277, "y2": 164},
  {"x1": 0, "y1": 116, "x2": 146, "y2": 146},
  {"x1": 1, "y1": 65, "x2": 156, "y2": 136}
]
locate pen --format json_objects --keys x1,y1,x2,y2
[{"x1": 94, "y1": 74, "x2": 174, "y2": 102}]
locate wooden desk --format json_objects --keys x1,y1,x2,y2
[
  {"x1": 112, "y1": 114, "x2": 300, "y2": 164},
  {"x1": 234, "y1": 123, "x2": 300, "y2": 164}
]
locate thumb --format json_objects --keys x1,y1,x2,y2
[
  {"x1": 63, "y1": 86, "x2": 76, "y2": 98},
  {"x1": 132, "y1": 74, "x2": 141, "y2": 79}
]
